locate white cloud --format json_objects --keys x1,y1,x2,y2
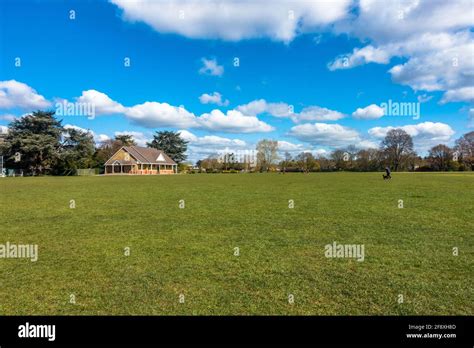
[
  {"x1": 110, "y1": 0, "x2": 351, "y2": 43},
  {"x1": 329, "y1": 0, "x2": 474, "y2": 103},
  {"x1": 440, "y1": 87, "x2": 474, "y2": 104},
  {"x1": 199, "y1": 92, "x2": 229, "y2": 106},
  {"x1": 0, "y1": 125, "x2": 8, "y2": 134},
  {"x1": 125, "y1": 101, "x2": 198, "y2": 128},
  {"x1": 198, "y1": 109, "x2": 274, "y2": 133},
  {"x1": 356, "y1": 140, "x2": 379, "y2": 149},
  {"x1": 296, "y1": 106, "x2": 345, "y2": 122},
  {"x1": 76, "y1": 90, "x2": 126, "y2": 115},
  {"x1": 343, "y1": 0, "x2": 473, "y2": 43},
  {"x1": 237, "y1": 99, "x2": 345, "y2": 122},
  {"x1": 125, "y1": 101, "x2": 273, "y2": 133},
  {"x1": 0, "y1": 80, "x2": 50, "y2": 110},
  {"x1": 236, "y1": 99, "x2": 294, "y2": 118},
  {"x1": 237, "y1": 99, "x2": 271, "y2": 116},
  {"x1": 198, "y1": 58, "x2": 224, "y2": 76},
  {"x1": 368, "y1": 122, "x2": 455, "y2": 150},
  {"x1": 96, "y1": 134, "x2": 111, "y2": 143},
  {"x1": 352, "y1": 104, "x2": 385, "y2": 120},
  {"x1": 179, "y1": 129, "x2": 246, "y2": 148},
  {"x1": 388, "y1": 31, "x2": 474, "y2": 97},
  {"x1": 277, "y1": 140, "x2": 305, "y2": 152},
  {"x1": 289, "y1": 123, "x2": 361, "y2": 147},
  {"x1": 328, "y1": 45, "x2": 391, "y2": 70}
]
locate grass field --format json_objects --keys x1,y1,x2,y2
[{"x1": 0, "y1": 172, "x2": 473, "y2": 315}]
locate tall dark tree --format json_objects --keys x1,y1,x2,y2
[
  {"x1": 147, "y1": 131, "x2": 188, "y2": 163},
  {"x1": 115, "y1": 134, "x2": 136, "y2": 147},
  {"x1": 381, "y1": 129, "x2": 414, "y2": 171},
  {"x1": 2, "y1": 111, "x2": 63, "y2": 175},
  {"x1": 56, "y1": 128, "x2": 96, "y2": 174}
]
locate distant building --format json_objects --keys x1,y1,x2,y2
[{"x1": 104, "y1": 146, "x2": 177, "y2": 175}]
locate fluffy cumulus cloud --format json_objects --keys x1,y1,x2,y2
[
  {"x1": 237, "y1": 99, "x2": 291, "y2": 118},
  {"x1": 329, "y1": 0, "x2": 474, "y2": 103},
  {"x1": 328, "y1": 45, "x2": 391, "y2": 70},
  {"x1": 388, "y1": 32, "x2": 474, "y2": 97},
  {"x1": 237, "y1": 99, "x2": 345, "y2": 122},
  {"x1": 440, "y1": 87, "x2": 474, "y2": 104},
  {"x1": 110, "y1": 0, "x2": 351, "y2": 43},
  {"x1": 289, "y1": 123, "x2": 361, "y2": 147},
  {"x1": 198, "y1": 109, "x2": 274, "y2": 133},
  {"x1": 352, "y1": 104, "x2": 385, "y2": 120},
  {"x1": 199, "y1": 92, "x2": 229, "y2": 106},
  {"x1": 0, "y1": 80, "x2": 51, "y2": 110},
  {"x1": 179, "y1": 129, "x2": 246, "y2": 148},
  {"x1": 296, "y1": 106, "x2": 346, "y2": 122},
  {"x1": 76, "y1": 90, "x2": 126, "y2": 115},
  {"x1": 277, "y1": 140, "x2": 304, "y2": 152},
  {"x1": 96, "y1": 134, "x2": 111, "y2": 143},
  {"x1": 356, "y1": 140, "x2": 379, "y2": 149},
  {"x1": 368, "y1": 122, "x2": 455, "y2": 150},
  {"x1": 343, "y1": 0, "x2": 473, "y2": 43},
  {"x1": 198, "y1": 58, "x2": 224, "y2": 76},
  {"x1": 125, "y1": 101, "x2": 198, "y2": 128}
]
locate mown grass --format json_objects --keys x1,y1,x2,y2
[{"x1": 0, "y1": 172, "x2": 472, "y2": 315}]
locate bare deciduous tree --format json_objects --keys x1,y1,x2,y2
[
  {"x1": 381, "y1": 129, "x2": 414, "y2": 171},
  {"x1": 256, "y1": 139, "x2": 279, "y2": 172}
]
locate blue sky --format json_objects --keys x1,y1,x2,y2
[{"x1": 0, "y1": 0, "x2": 473, "y2": 162}]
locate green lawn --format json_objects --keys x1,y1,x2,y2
[{"x1": 0, "y1": 172, "x2": 473, "y2": 315}]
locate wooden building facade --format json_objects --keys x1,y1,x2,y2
[{"x1": 104, "y1": 146, "x2": 177, "y2": 175}]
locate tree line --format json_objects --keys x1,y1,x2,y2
[{"x1": 198, "y1": 129, "x2": 474, "y2": 173}]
